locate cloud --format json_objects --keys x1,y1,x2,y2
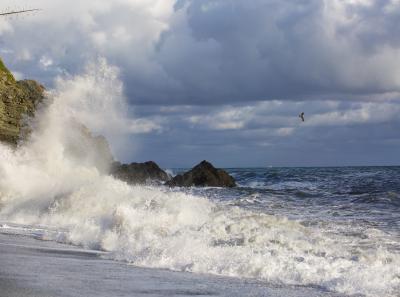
[
  {"x1": 1, "y1": 0, "x2": 400, "y2": 105},
  {"x1": 1, "y1": 0, "x2": 400, "y2": 166},
  {"x1": 187, "y1": 106, "x2": 253, "y2": 130},
  {"x1": 127, "y1": 118, "x2": 163, "y2": 134},
  {"x1": 306, "y1": 101, "x2": 400, "y2": 126},
  {"x1": 0, "y1": 17, "x2": 12, "y2": 35},
  {"x1": 151, "y1": 0, "x2": 400, "y2": 103},
  {"x1": 122, "y1": 98, "x2": 400, "y2": 166}
]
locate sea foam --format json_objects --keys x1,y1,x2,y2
[{"x1": 0, "y1": 60, "x2": 399, "y2": 297}]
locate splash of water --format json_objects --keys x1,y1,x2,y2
[{"x1": 0, "y1": 60, "x2": 399, "y2": 297}]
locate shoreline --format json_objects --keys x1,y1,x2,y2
[{"x1": 0, "y1": 232, "x2": 346, "y2": 297}]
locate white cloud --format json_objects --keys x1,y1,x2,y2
[
  {"x1": 0, "y1": 18, "x2": 13, "y2": 35},
  {"x1": 39, "y1": 56, "x2": 53, "y2": 69},
  {"x1": 188, "y1": 106, "x2": 254, "y2": 130},
  {"x1": 384, "y1": 0, "x2": 400, "y2": 13},
  {"x1": 307, "y1": 102, "x2": 400, "y2": 126},
  {"x1": 275, "y1": 127, "x2": 294, "y2": 136},
  {"x1": 2, "y1": 0, "x2": 400, "y2": 104},
  {"x1": 128, "y1": 118, "x2": 163, "y2": 134}
]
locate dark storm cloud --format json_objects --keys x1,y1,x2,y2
[{"x1": 144, "y1": 0, "x2": 400, "y2": 104}]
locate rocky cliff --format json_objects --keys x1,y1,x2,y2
[{"x1": 0, "y1": 58, "x2": 45, "y2": 144}]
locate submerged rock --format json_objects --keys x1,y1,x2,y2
[
  {"x1": 111, "y1": 161, "x2": 171, "y2": 185},
  {"x1": 166, "y1": 160, "x2": 236, "y2": 187},
  {"x1": 0, "y1": 58, "x2": 45, "y2": 145}
]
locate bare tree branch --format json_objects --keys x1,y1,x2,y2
[{"x1": 0, "y1": 9, "x2": 40, "y2": 17}]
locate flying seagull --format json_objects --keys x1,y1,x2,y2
[
  {"x1": 0, "y1": 9, "x2": 40, "y2": 17},
  {"x1": 299, "y1": 112, "x2": 305, "y2": 122}
]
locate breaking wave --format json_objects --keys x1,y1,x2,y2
[{"x1": 0, "y1": 60, "x2": 399, "y2": 297}]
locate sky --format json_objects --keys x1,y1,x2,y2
[{"x1": 1, "y1": 0, "x2": 400, "y2": 167}]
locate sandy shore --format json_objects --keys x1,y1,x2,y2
[{"x1": 0, "y1": 233, "x2": 346, "y2": 297}]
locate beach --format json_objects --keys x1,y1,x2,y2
[
  {"x1": 1, "y1": 1, "x2": 400, "y2": 296},
  {"x1": 0, "y1": 167, "x2": 399, "y2": 297},
  {"x1": 0, "y1": 232, "x2": 346, "y2": 297}
]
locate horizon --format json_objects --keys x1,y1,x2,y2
[{"x1": 169, "y1": 164, "x2": 400, "y2": 169}]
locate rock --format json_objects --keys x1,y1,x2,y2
[
  {"x1": 111, "y1": 161, "x2": 171, "y2": 185},
  {"x1": 63, "y1": 122, "x2": 115, "y2": 174},
  {"x1": 0, "y1": 58, "x2": 45, "y2": 145},
  {"x1": 166, "y1": 160, "x2": 236, "y2": 187}
]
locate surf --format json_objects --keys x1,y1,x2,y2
[{"x1": 0, "y1": 60, "x2": 399, "y2": 297}]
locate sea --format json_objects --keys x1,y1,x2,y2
[
  {"x1": 1, "y1": 166, "x2": 399, "y2": 297},
  {"x1": 0, "y1": 62, "x2": 399, "y2": 297}
]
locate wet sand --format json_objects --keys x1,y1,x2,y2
[{"x1": 0, "y1": 233, "x2": 346, "y2": 297}]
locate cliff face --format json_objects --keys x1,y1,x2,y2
[{"x1": 0, "y1": 58, "x2": 45, "y2": 144}]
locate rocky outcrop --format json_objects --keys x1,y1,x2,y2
[
  {"x1": 166, "y1": 160, "x2": 236, "y2": 187},
  {"x1": 0, "y1": 58, "x2": 45, "y2": 145},
  {"x1": 62, "y1": 122, "x2": 115, "y2": 174},
  {"x1": 111, "y1": 161, "x2": 171, "y2": 185}
]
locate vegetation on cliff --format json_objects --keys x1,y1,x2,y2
[{"x1": 0, "y1": 58, "x2": 44, "y2": 144}]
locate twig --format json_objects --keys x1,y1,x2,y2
[{"x1": 0, "y1": 9, "x2": 40, "y2": 17}]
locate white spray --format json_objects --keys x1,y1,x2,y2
[{"x1": 0, "y1": 60, "x2": 399, "y2": 297}]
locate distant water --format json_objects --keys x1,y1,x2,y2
[
  {"x1": 1, "y1": 166, "x2": 400, "y2": 297},
  {"x1": 182, "y1": 166, "x2": 400, "y2": 234}
]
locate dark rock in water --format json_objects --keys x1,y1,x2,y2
[
  {"x1": 166, "y1": 160, "x2": 236, "y2": 187},
  {"x1": 111, "y1": 161, "x2": 171, "y2": 185},
  {"x1": 0, "y1": 58, "x2": 45, "y2": 145}
]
